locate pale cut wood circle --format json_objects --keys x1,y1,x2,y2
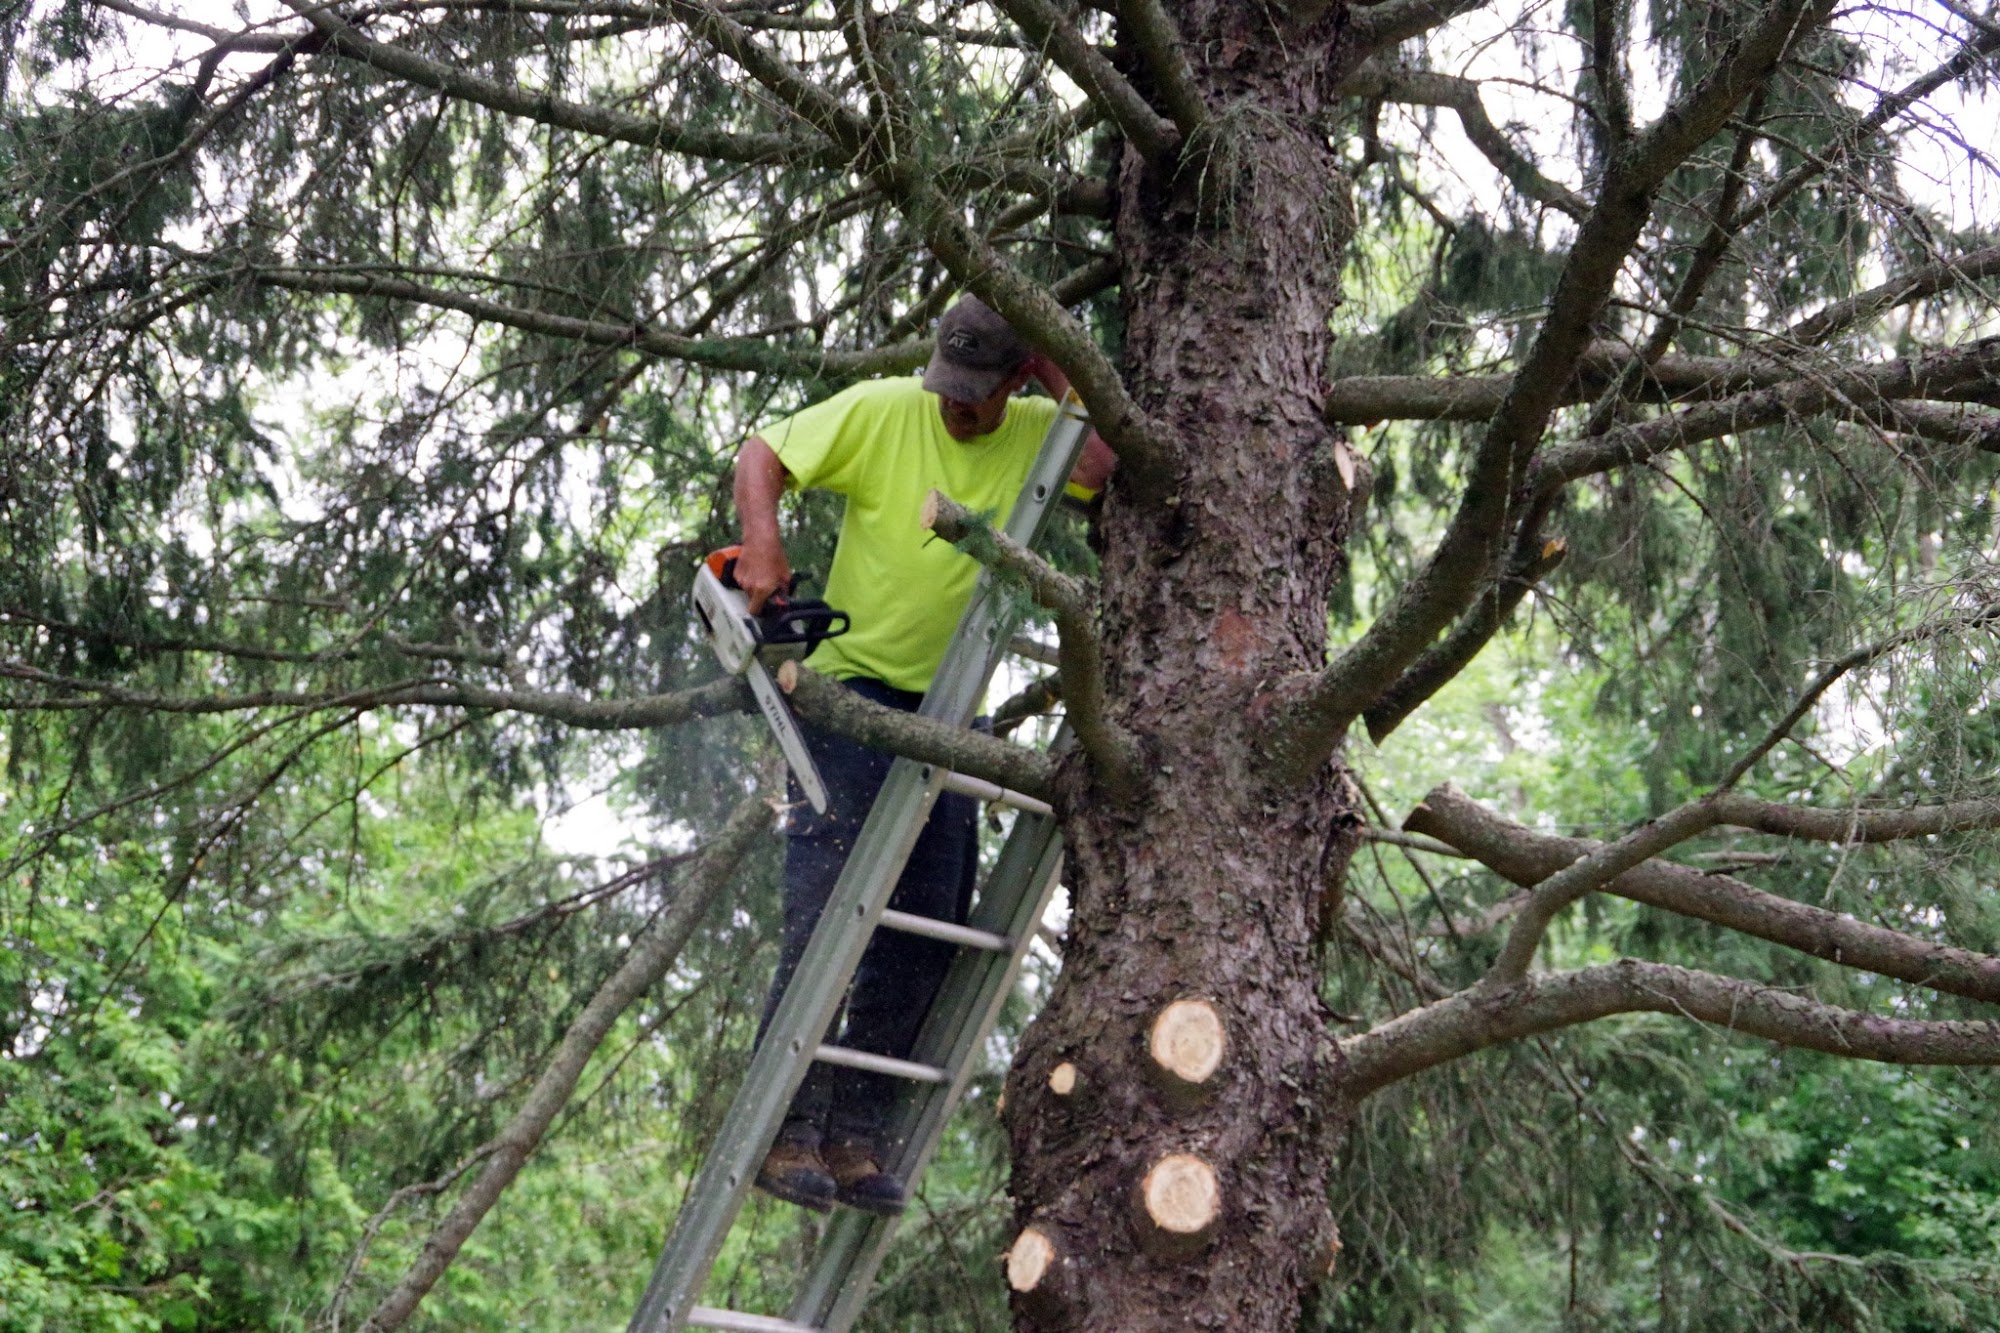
[
  {"x1": 1006, "y1": 1227, "x2": 1057, "y2": 1292},
  {"x1": 1142, "y1": 1153, "x2": 1220, "y2": 1234},
  {"x1": 1048, "y1": 1061, "x2": 1078, "y2": 1095},
  {"x1": 1149, "y1": 999, "x2": 1226, "y2": 1084}
]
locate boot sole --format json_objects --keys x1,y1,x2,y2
[
  {"x1": 755, "y1": 1172, "x2": 836, "y2": 1213},
  {"x1": 834, "y1": 1186, "x2": 908, "y2": 1216}
]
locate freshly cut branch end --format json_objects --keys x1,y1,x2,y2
[
  {"x1": 1048, "y1": 1061, "x2": 1079, "y2": 1096},
  {"x1": 1131, "y1": 1153, "x2": 1221, "y2": 1257},
  {"x1": 775, "y1": 659, "x2": 799, "y2": 693},
  {"x1": 1147, "y1": 998, "x2": 1227, "y2": 1108},
  {"x1": 1006, "y1": 1223, "x2": 1079, "y2": 1318},
  {"x1": 1007, "y1": 1226, "x2": 1059, "y2": 1292}
]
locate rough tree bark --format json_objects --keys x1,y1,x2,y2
[{"x1": 1001, "y1": 7, "x2": 1366, "y2": 1328}]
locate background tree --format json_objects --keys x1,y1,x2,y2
[{"x1": 3, "y1": 0, "x2": 2000, "y2": 1329}]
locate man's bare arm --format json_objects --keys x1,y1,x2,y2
[
  {"x1": 1026, "y1": 352, "x2": 1117, "y2": 494},
  {"x1": 733, "y1": 435, "x2": 792, "y2": 612}
]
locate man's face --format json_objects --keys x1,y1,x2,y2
[{"x1": 938, "y1": 368, "x2": 1029, "y2": 442}]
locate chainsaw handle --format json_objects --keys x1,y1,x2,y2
[{"x1": 709, "y1": 544, "x2": 797, "y2": 606}]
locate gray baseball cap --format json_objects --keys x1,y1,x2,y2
[{"x1": 922, "y1": 296, "x2": 1029, "y2": 403}]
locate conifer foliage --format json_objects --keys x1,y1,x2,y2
[{"x1": 3, "y1": 0, "x2": 2000, "y2": 1329}]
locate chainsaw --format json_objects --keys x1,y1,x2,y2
[{"x1": 691, "y1": 546, "x2": 850, "y2": 814}]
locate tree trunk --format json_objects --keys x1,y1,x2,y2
[{"x1": 1003, "y1": 7, "x2": 1364, "y2": 1328}]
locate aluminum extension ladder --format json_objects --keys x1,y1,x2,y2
[{"x1": 628, "y1": 395, "x2": 1093, "y2": 1333}]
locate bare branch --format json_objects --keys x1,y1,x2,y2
[
  {"x1": 1342, "y1": 62, "x2": 1587, "y2": 218},
  {"x1": 1534, "y1": 337, "x2": 2000, "y2": 487},
  {"x1": 1406, "y1": 784, "x2": 2000, "y2": 1005},
  {"x1": 1361, "y1": 535, "x2": 1567, "y2": 742},
  {"x1": 1340, "y1": 959, "x2": 2000, "y2": 1099},
  {"x1": 354, "y1": 795, "x2": 770, "y2": 1333},
  {"x1": 923, "y1": 491, "x2": 1146, "y2": 798}
]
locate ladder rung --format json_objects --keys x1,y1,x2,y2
[
  {"x1": 686, "y1": 1308, "x2": 819, "y2": 1333},
  {"x1": 878, "y1": 908, "x2": 1012, "y2": 952},
  {"x1": 814, "y1": 1044, "x2": 947, "y2": 1083},
  {"x1": 939, "y1": 770, "x2": 1054, "y2": 818}
]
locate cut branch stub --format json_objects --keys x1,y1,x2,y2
[
  {"x1": 1146, "y1": 997, "x2": 1227, "y2": 1110},
  {"x1": 1006, "y1": 1224, "x2": 1078, "y2": 1319},
  {"x1": 1130, "y1": 1152, "x2": 1221, "y2": 1259},
  {"x1": 1048, "y1": 1060, "x2": 1079, "y2": 1096}
]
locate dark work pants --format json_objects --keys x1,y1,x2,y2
[{"x1": 757, "y1": 676, "x2": 978, "y2": 1152}]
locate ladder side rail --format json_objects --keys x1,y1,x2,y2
[
  {"x1": 628, "y1": 758, "x2": 945, "y2": 1333},
  {"x1": 631, "y1": 396, "x2": 1089, "y2": 1333},
  {"x1": 790, "y1": 805, "x2": 1068, "y2": 1331}
]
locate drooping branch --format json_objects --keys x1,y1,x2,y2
[
  {"x1": 1340, "y1": 958, "x2": 2000, "y2": 1099},
  {"x1": 1286, "y1": 0, "x2": 1833, "y2": 767},
  {"x1": 248, "y1": 264, "x2": 926, "y2": 378},
  {"x1": 1340, "y1": 63, "x2": 1588, "y2": 218},
  {"x1": 283, "y1": 0, "x2": 834, "y2": 167},
  {"x1": 922, "y1": 492, "x2": 1146, "y2": 799},
  {"x1": 1405, "y1": 784, "x2": 2000, "y2": 1005},
  {"x1": 353, "y1": 794, "x2": 770, "y2": 1333}
]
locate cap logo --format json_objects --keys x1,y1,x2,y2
[{"x1": 945, "y1": 331, "x2": 979, "y2": 355}]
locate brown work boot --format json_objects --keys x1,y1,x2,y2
[
  {"x1": 754, "y1": 1140, "x2": 836, "y2": 1213},
  {"x1": 823, "y1": 1141, "x2": 907, "y2": 1215}
]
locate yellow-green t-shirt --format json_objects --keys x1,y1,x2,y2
[{"x1": 761, "y1": 376, "x2": 1057, "y2": 693}]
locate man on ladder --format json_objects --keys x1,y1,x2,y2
[{"x1": 728, "y1": 296, "x2": 1112, "y2": 1216}]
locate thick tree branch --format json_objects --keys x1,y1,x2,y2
[
  {"x1": 1112, "y1": 0, "x2": 1209, "y2": 142},
  {"x1": 1360, "y1": 535, "x2": 1566, "y2": 742},
  {"x1": 923, "y1": 492, "x2": 1145, "y2": 798},
  {"x1": 1341, "y1": 63, "x2": 1587, "y2": 218},
  {"x1": 782, "y1": 664, "x2": 1058, "y2": 800},
  {"x1": 1406, "y1": 784, "x2": 2000, "y2": 1005},
  {"x1": 1785, "y1": 242, "x2": 2000, "y2": 347},
  {"x1": 1346, "y1": 0, "x2": 1493, "y2": 49},
  {"x1": 1288, "y1": 0, "x2": 1832, "y2": 767},
  {"x1": 354, "y1": 794, "x2": 769, "y2": 1333},
  {"x1": 1340, "y1": 959, "x2": 2000, "y2": 1099},
  {"x1": 991, "y1": 0, "x2": 1181, "y2": 163},
  {"x1": 1477, "y1": 613, "x2": 1975, "y2": 981}
]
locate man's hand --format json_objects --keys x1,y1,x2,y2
[
  {"x1": 734, "y1": 534, "x2": 792, "y2": 614},
  {"x1": 733, "y1": 435, "x2": 793, "y2": 613}
]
